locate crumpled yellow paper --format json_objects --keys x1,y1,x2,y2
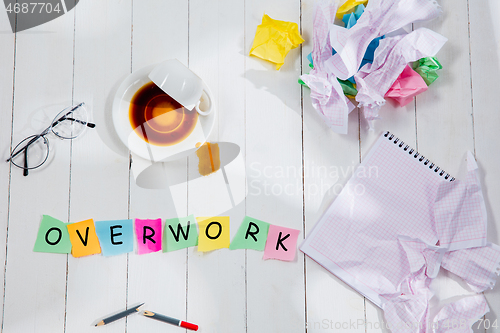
[
  {"x1": 249, "y1": 14, "x2": 304, "y2": 70},
  {"x1": 336, "y1": 0, "x2": 368, "y2": 19}
]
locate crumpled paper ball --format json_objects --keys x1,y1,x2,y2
[{"x1": 249, "y1": 14, "x2": 304, "y2": 70}]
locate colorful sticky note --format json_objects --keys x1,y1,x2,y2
[
  {"x1": 263, "y1": 225, "x2": 300, "y2": 261},
  {"x1": 67, "y1": 219, "x2": 101, "y2": 258},
  {"x1": 164, "y1": 215, "x2": 198, "y2": 252},
  {"x1": 385, "y1": 65, "x2": 428, "y2": 107},
  {"x1": 95, "y1": 219, "x2": 134, "y2": 256},
  {"x1": 229, "y1": 216, "x2": 270, "y2": 251},
  {"x1": 412, "y1": 56, "x2": 442, "y2": 85},
  {"x1": 249, "y1": 14, "x2": 304, "y2": 70},
  {"x1": 336, "y1": 0, "x2": 368, "y2": 19},
  {"x1": 135, "y1": 218, "x2": 163, "y2": 254},
  {"x1": 197, "y1": 216, "x2": 230, "y2": 252},
  {"x1": 33, "y1": 215, "x2": 72, "y2": 254}
]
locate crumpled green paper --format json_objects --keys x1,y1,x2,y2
[
  {"x1": 249, "y1": 14, "x2": 305, "y2": 70},
  {"x1": 412, "y1": 57, "x2": 442, "y2": 86}
]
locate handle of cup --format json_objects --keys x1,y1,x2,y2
[{"x1": 194, "y1": 89, "x2": 213, "y2": 116}]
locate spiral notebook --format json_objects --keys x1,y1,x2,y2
[{"x1": 300, "y1": 131, "x2": 488, "y2": 308}]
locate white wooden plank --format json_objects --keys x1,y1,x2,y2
[
  {"x1": 64, "y1": 1, "x2": 132, "y2": 332},
  {"x1": 126, "y1": 1, "x2": 189, "y2": 332},
  {"x1": 244, "y1": 1, "x2": 305, "y2": 332},
  {"x1": 2, "y1": 11, "x2": 76, "y2": 333},
  {"x1": 186, "y1": 0, "x2": 246, "y2": 331},
  {"x1": 301, "y1": 0, "x2": 367, "y2": 332},
  {"x1": 469, "y1": 0, "x2": 500, "y2": 331},
  {"x1": 0, "y1": 7, "x2": 15, "y2": 329}
]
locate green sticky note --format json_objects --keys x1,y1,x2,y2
[
  {"x1": 33, "y1": 215, "x2": 72, "y2": 254},
  {"x1": 229, "y1": 216, "x2": 270, "y2": 251},
  {"x1": 412, "y1": 56, "x2": 442, "y2": 86},
  {"x1": 163, "y1": 215, "x2": 198, "y2": 252},
  {"x1": 338, "y1": 78, "x2": 358, "y2": 97}
]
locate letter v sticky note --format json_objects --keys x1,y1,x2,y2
[
  {"x1": 229, "y1": 216, "x2": 270, "y2": 251},
  {"x1": 34, "y1": 215, "x2": 72, "y2": 254},
  {"x1": 263, "y1": 225, "x2": 300, "y2": 261},
  {"x1": 197, "y1": 216, "x2": 230, "y2": 252},
  {"x1": 67, "y1": 219, "x2": 101, "y2": 257},
  {"x1": 164, "y1": 215, "x2": 198, "y2": 252},
  {"x1": 95, "y1": 219, "x2": 134, "y2": 256}
]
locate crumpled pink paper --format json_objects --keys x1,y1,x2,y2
[{"x1": 385, "y1": 65, "x2": 428, "y2": 107}]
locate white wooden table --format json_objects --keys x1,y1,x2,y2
[{"x1": 1, "y1": 1, "x2": 499, "y2": 332}]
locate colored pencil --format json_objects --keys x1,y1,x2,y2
[
  {"x1": 142, "y1": 310, "x2": 198, "y2": 331},
  {"x1": 95, "y1": 303, "x2": 144, "y2": 326}
]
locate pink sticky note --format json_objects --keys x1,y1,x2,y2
[
  {"x1": 385, "y1": 65, "x2": 428, "y2": 107},
  {"x1": 135, "y1": 218, "x2": 163, "y2": 254},
  {"x1": 263, "y1": 225, "x2": 300, "y2": 261}
]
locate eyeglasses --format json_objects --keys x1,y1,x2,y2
[{"x1": 6, "y1": 103, "x2": 95, "y2": 176}]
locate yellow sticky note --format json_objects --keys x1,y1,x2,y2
[
  {"x1": 336, "y1": 0, "x2": 368, "y2": 19},
  {"x1": 249, "y1": 14, "x2": 304, "y2": 70},
  {"x1": 197, "y1": 217, "x2": 230, "y2": 252},
  {"x1": 67, "y1": 219, "x2": 101, "y2": 257}
]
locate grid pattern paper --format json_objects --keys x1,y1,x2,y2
[
  {"x1": 433, "y1": 294, "x2": 490, "y2": 333},
  {"x1": 441, "y1": 242, "x2": 500, "y2": 293},
  {"x1": 327, "y1": 0, "x2": 443, "y2": 80},
  {"x1": 300, "y1": 131, "x2": 490, "y2": 308}
]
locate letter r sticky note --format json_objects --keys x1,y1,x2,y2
[
  {"x1": 135, "y1": 218, "x2": 162, "y2": 254},
  {"x1": 67, "y1": 219, "x2": 101, "y2": 258},
  {"x1": 95, "y1": 219, "x2": 134, "y2": 256},
  {"x1": 229, "y1": 216, "x2": 270, "y2": 251},
  {"x1": 263, "y1": 225, "x2": 300, "y2": 261},
  {"x1": 197, "y1": 216, "x2": 230, "y2": 252},
  {"x1": 34, "y1": 215, "x2": 72, "y2": 254}
]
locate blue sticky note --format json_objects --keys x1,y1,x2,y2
[
  {"x1": 307, "y1": 52, "x2": 313, "y2": 67},
  {"x1": 354, "y1": 4, "x2": 365, "y2": 19},
  {"x1": 95, "y1": 219, "x2": 134, "y2": 256},
  {"x1": 343, "y1": 13, "x2": 357, "y2": 29}
]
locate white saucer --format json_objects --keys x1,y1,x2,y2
[{"x1": 112, "y1": 64, "x2": 216, "y2": 162}]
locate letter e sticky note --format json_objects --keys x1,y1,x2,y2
[
  {"x1": 95, "y1": 219, "x2": 134, "y2": 256},
  {"x1": 164, "y1": 215, "x2": 198, "y2": 252},
  {"x1": 34, "y1": 215, "x2": 72, "y2": 254},
  {"x1": 229, "y1": 216, "x2": 270, "y2": 251},
  {"x1": 135, "y1": 218, "x2": 162, "y2": 254},
  {"x1": 67, "y1": 219, "x2": 101, "y2": 257},
  {"x1": 263, "y1": 225, "x2": 300, "y2": 261},
  {"x1": 197, "y1": 216, "x2": 230, "y2": 252}
]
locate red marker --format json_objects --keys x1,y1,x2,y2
[{"x1": 142, "y1": 310, "x2": 198, "y2": 331}]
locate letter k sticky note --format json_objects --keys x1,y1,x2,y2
[
  {"x1": 135, "y1": 218, "x2": 162, "y2": 254},
  {"x1": 197, "y1": 216, "x2": 230, "y2": 252},
  {"x1": 67, "y1": 219, "x2": 101, "y2": 258},
  {"x1": 229, "y1": 216, "x2": 270, "y2": 251},
  {"x1": 164, "y1": 215, "x2": 198, "y2": 252},
  {"x1": 263, "y1": 225, "x2": 300, "y2": 261},
  {"x1": 34, "y1": 215, "x2": 72, "y2": 254},
  {"x1": 95, "y1": 219, "x2": 134, "y2": 256}
]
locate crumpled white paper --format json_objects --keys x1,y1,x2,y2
[
  {"x1": 302, "y1": 0, "x2": 444, "y2": 134},
  {"x1": 354, "y1": 28, "x2": 447, "y2": 125}
]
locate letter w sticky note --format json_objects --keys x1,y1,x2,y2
[
  {"x1": 95, "y1": 219, "x2": 134, "y2": 256},
  {"x1": 164, "y1": 215, "x2": 198, "y2": 252},
  {"x1": 34, "y1": 215, "x2": 72, "y2": 254},
  {"x1": 263, "y1": 225, "x2": 300, "y2": 261},
  {"x1": 67, "y1": 219, "x2": 101, "y2": 257},
  {"x1": 229, "y1": 216, "x2": 270, "y2": 251},
  {"x1": 135, "y1": 218, "x2": 162, "y2": 254},
  {"x1": 197, "y1": 216, "x2": 230, "y2": 252}
]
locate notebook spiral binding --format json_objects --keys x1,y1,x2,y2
[{"x1": 384, "y1": 131, "x2": 455, "y2": 181}]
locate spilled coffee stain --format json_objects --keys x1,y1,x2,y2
[{"x1": 196, "y1": 142, "x2": 220, "y2": 176}]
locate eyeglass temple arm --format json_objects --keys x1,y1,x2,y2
[{"x1": 23, "y1": 147, "x2": 29, "y2": 176}]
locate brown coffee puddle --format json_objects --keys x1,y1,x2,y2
[
  {"x1": 129, "y1": 81, "x2": 198, "y2": 146},
  {"x1": 196, "y1": 142, "x2": 220, "y2": 176}
]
